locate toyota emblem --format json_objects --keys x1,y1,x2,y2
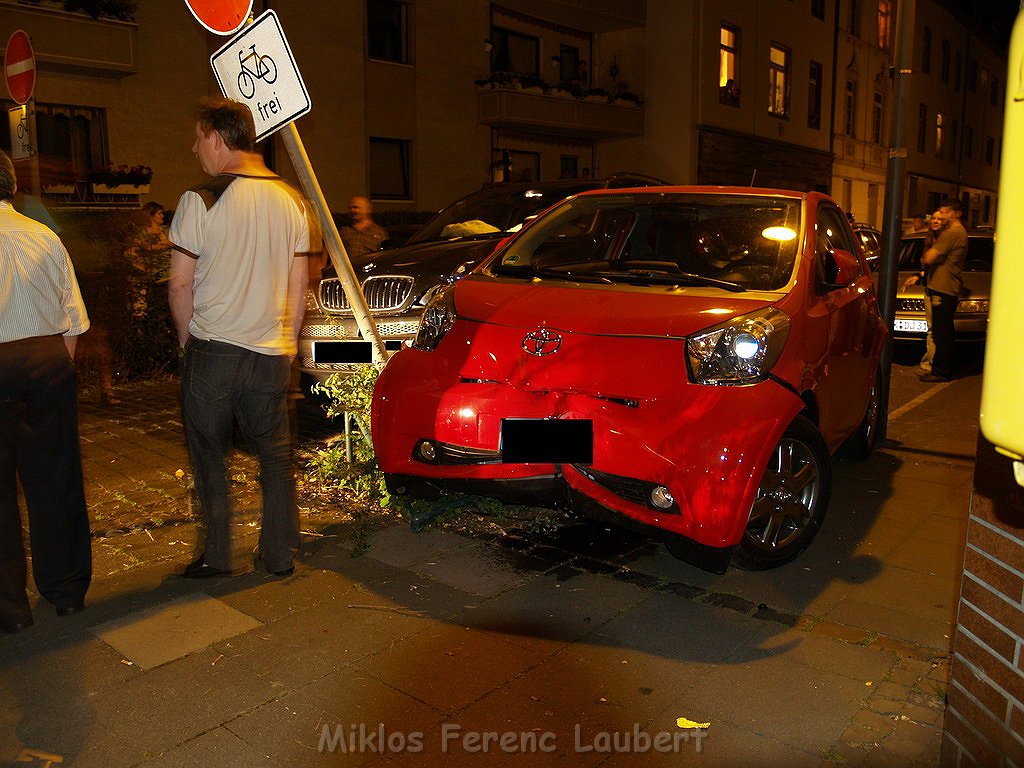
[{"x1": 522, "y1": 327, "x2": 562, "y2": 356}]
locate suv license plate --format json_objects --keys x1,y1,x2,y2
[
  {"x1": 500, "y1": 419, "x2": 593, "y2": 464},
  {"x1": 893, "y1": 319, "x2": 929, "y2": 333}
]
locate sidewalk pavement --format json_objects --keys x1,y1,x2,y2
[{"x1": 0, "y1": 373, "x2": 979, "y2": 767}]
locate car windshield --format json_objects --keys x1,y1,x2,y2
[
  {"x1": 407, "y1": 182, "x2": 608, "y2": 245},
  {"x1": 487, "y1": 192, "x2": 803, "y2": 292},
  {"x1": 896, "y1": 235, "x2": 994, "y2": 272}
]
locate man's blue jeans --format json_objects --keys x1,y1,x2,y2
[{"x1": 181, "y1": 337, "x2": 298, "y2": 573}]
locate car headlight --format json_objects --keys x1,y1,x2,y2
[
  {"x1": 686, "y1": 307, "x2": 791, "y2": 385},
  {"x1": 412, "y1": 286, "x2": 457, "y2": 351},
  {"x1": 957, "y1": 299, "x2": 989, "y2": 314}
]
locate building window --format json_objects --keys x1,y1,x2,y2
[
  {"x1": 985, "y1": 136, "x2": 995, "y2": 165},
  {"x1": 941, "y1": 39, "x2": 950, "y2": 84},
  {"x1": 990, "y1": 76, "x2": 1000, "y2": 106},
  {"x1": 559, "y1": 155, "x2": 579, "y2": 179},
  {"x1": 872, "y1": 92, "x2": 883, "y2": 144},
  {"x1": 367, "y1": 0, "x2": 410, "y2": 64},
  {"x1": 490, "y1": 27, "x2": 540, "y2": 77},
  {"x1": 844, "y1": 80, "x2": 857, "y2": 136},
  {"x1": 954, "y1": 49, "x2": 962, "y2": 92},
  {"x1": 768, "y1": 44, "x2": 790, "y2": 117},
  {"x1": 719, "y1": 24, "x2": 740, "y2": 105},
  {"x1": 935, "y1": 113, "x2": 944, "y2": 157},
  {"x1": 877, "y1": 0, "x2": 891, "y2": 50},
  {"x1": 369, "y1": 137, "x2": 410, "y2": 199},
  {"x1": 917, "y1": 104, "x2": 927, "y2": 152},
  {"x1": 811, "y1": 0, "x2": 825, "y2": 20},
  {"x1": 29, "y1": 103, "x2": 108, "y2": 186},
  {"x1": 849, "y1": 0, "x2": 860, "y2": 35},
  {"x1": 965, "y1": 125, "x2": 973, "y2": 158},
  {"x1": 968, "y1": 58, "x2": 977, "y2": 92},
  {"x1": 558, "y1": 44, "x2": 580, "y2": 84},
  {"x1": 951, "y1": 119, "x2": 959, "y2": 161},
  {"x1": 808, "y1": 61, "x2": 823, "y2": 129},
  {"x1": 922, "y1": 27, "x2": 931, "y2": 74}
]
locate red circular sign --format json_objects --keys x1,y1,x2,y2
[
  {"x1": 184, "y1": 0, "x2": 254, "y2": 35},
  {"x1": 4, "y1": 30, "x2": 36, "y2": 105}
]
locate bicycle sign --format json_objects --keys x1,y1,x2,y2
[{"x1": 210, "y1": 9, "x2": 310, "y2": 142}]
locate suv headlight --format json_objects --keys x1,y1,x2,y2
[
  {"x1": 686, "y1": 307, "x2": 791, "y2": 385},
  {"x1": 412, "y1": 286, "x2": 457, "y2": 351}
]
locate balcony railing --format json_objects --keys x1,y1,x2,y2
[
  {"x1": 0, "y1": 0, "x2": 137, "y2": 76},
  {"x1": 477, "y1": 83, "x2": 644, "y2": 139}
]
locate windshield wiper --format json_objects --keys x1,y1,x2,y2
[
  {"x1": 590, "y1": 270, "x2": 747, "y2": 292},
  {"x1": 491, "y1": 264, "x2": 612, "y2": 284}
]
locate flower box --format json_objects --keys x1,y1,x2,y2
[
  {"x1": 43, "y1": 184, "x2": 76, "y2": 194},
  {"x1": 92, "y1": 183, "x2": 150, "y2": 195}
]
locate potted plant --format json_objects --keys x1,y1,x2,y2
[{"x1": 91, "y1": 164, "x2": 153, "y2": 194}]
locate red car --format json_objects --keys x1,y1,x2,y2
[{"x1": 372, "y1": 187, "x2": 887, "y2": 572}]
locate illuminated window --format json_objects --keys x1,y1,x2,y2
[
  {"x1": 768, "y1": 44, "x2": 790, "y2": 117},
  {"x1": 935, "y1": 113, "x2": 944, "y2": 157},
  {"x1": 719, "y1": 24, "x2": 739, "y2": 105},
  {"x1": 877, "y1": 0, "x2": 891, "y2": 50}
]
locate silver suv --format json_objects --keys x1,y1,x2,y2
[{"x1": 298, "y1": 174, "x2": 670, "y2": 396}]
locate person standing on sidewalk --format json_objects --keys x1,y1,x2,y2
[
  {"x1": 168, "y1": 98, "x2": 311, "y2": 578},
  {"x1": 920, "y1": 199, "x2": 968, "y2": 383},
  {"x1": 339, "y1": 196, "x2": 388, "y2": 259},
  {"x1": 0, "y1": 150, "x2": 92, "y2": 632}
]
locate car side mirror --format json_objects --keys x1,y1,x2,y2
[{"x1": 823, "y1": 248, "x2": 861, "y2": 288}]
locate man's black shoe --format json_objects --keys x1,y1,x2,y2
[
  {"x1": 919, "y1": 373, "x2": 952, "y2": 383},
  {"x1": 270, "y1": 566, "x2": 295, "y2": 578},
  {"x1": 180, "y1": 557, "x2": 233, "y2": 579},
  {"x1": 1, "y1": 616, "x2": 33, "y2": 634},
  {"x1": 55, "y1": 601, "x2": 86, "y2": 616}
]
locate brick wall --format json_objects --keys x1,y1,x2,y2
[{"x1": 941, "y1": 437, "x2": 1024, "y2": 766}]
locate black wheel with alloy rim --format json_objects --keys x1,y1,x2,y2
[
  {"x1": 732, "y1": 415, "x2": 831, "y2": 570},
  {"x1": 839, "y1": 369, "x2": 883, "y2": 460}
]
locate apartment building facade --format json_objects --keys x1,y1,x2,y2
[{"x1": 0, "y1": 0, "x2": 1006, "y2": 227}]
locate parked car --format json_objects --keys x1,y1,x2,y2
[
  {"x1": 851, "y1": 222, "x2": 882, "y2": 268},
  {"x1": 892, "y1": 230, "x2": 994, "y2": 341},
  {"x1": 372, "y1": 187, "x2": 888, "y2": 573},
  {"x1": 298, "y1": 174, "x2": 670, "y2": 395}
]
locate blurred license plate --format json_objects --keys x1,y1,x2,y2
[
  {"x1": 500, "y1": 419, "x2": 593, "y2": 464},
  {"x1": 893, "y1": 319, "x2": 929, "y2": 333},
  {"x1": 312, "y1": 340, "x2": 403, "y2": 363}
]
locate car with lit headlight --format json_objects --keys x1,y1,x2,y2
[
  {"x1": 297, "y1": 174, "x2": 669, "y2": 395},
  {"x1": 892, "y1": 230, "x2": 994, "y2": 341},
  {"x1": 371, "y1": 187, "x2": 887, "y2": 573}
]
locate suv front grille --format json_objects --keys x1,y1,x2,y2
[
  {"x1": 897, "y1": 298, "x2": 926, "y2": 312},
  {"x1": 319, "y1": 276, "x2": 414, "y2": 312}
]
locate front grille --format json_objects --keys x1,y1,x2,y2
[
  {"x1": 897, "y1": 298, "x2": 926, "y2": 311},
  {"x1": 320, "y1": 276, "x2": 414, "y2": 312},
  {"x1": 375, "y1": 321, "x2": 421, "y2": 336},
  {"x1": 303, "y1": 323, "x2": 353, "y2": 339}
]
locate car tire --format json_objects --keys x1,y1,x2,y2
[
  {"x1": 732, "y1": 415, "x2": 832, "y2": 570},
  {"x1": 838, "y1": 369, "x2": 883, "y2": 461}
]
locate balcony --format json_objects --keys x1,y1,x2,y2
[
  {"x1": 478, "y1": 86, "x2": 644, "y2": 139},
  {"x1": 0, "y1": 0, "x2": 137, "y2": 77}
]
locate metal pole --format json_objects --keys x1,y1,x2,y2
[
  {"x1": 278, "y1": 123, "x2": 389, "y2": 364},
  {"x1": 877, "y1": 0, "x2": 917, "y2": 440}
]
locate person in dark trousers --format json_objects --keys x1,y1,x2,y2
[
  {"x1": 920, "y1": 199, "x2": 968, "y2": 382},
  {"x1": 0, "y1": 150, "x2": 92, "y2": 633},
  {"x1": 168, "y1": 98, "x2": 312, "y2": 578}
]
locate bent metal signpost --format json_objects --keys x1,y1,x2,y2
[{"x1": 186, "y1": 2, "x2": 386, "y2": 362}]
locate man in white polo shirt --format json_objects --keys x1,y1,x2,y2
[
  {"x1": 0, "y1": 150, "x2": 91, "y2": 633},
  {"x1": 168, "y1": 98, "x2": 311, "y2": 579}
]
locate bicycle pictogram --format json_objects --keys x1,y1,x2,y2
[{"x1": 236, "y1": 43, "x2": 277, "y2": 99}]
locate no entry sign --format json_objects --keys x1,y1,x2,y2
[
  {"x1": 184, "y1": 0, "x2": 253, "y2": 36},
  {"x1": 4, "y1": 30, "x2": 36, "y2": 105}
]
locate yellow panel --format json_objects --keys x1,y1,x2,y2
[{"x1": 980, "y1": 10, "x2": 1024, "y2": 460}]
